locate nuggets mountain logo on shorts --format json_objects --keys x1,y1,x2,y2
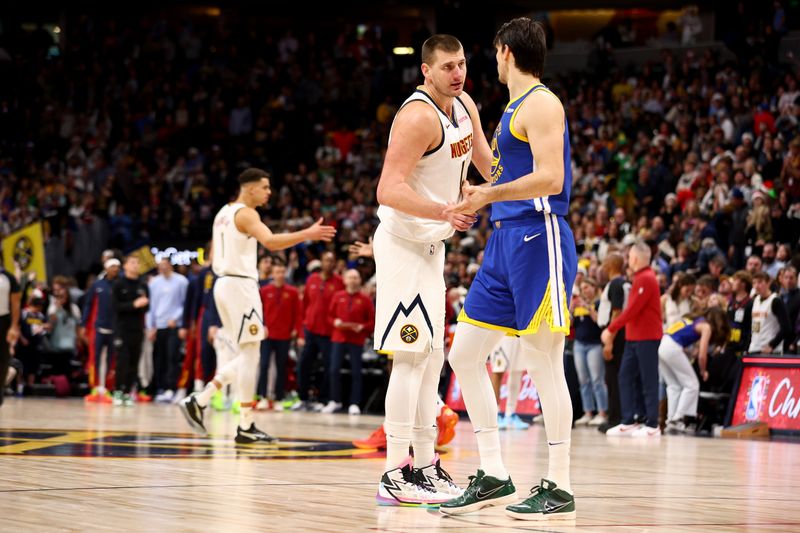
[
  {"x1": 400, "y1": 324, "x2": 419, "y2": 344},
  {"x1": 249, "y1": 324, "x2": 259, "y2": 336}
]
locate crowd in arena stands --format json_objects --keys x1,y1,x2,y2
[{"x1": 2, "y1": 4, "x2": 799, "y2": 431}]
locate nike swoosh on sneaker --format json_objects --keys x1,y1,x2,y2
[
  {"x1": 476, "y1": 484, "x2": 506, "y2": 500},
  {"x1": 543, "y1": 501, "x2": 571, "y2": 513},
  {"x1": 523, "y1": 233, "x2": 541, "y2": 242}
]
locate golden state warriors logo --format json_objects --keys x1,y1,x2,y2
[
  {"x1": 491, "y1": 123, "x2": 503, "y2": 183},
  {"x1": 400, "y1": 324, "x2": 419, "y2": 344},
  {"x1": 249, "y1": 324, "x2": 259, "y2": 336},
  {"x1": 0, "y1": 429, "x2": 389, "y2": 460}
]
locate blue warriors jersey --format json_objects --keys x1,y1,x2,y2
[
  {"x1": 490, "y1": 84, "x2": 572, "y2": 220},
  {"x1": 459, "y1": 83, "x2": 577, "y2": 336},
  {"x1": 666, "y1": 317, "x2": 705, "y2": 348}
]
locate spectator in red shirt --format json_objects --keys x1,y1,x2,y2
[
  {"x1": 601, "y1": 242, "x2": 664, "y2": 438},
  {"x1": 753, "y1": 103, "x2": 776, "y2": 135},
  {"x1": 321, "y1": 269, "x2": 375, "y2": 415},
  {"x1": 294, "y1": 251, "x2": 344, "y2": 410},
  {"x1": 258, "y1": 258, "x2": 301, "y2": 404}
]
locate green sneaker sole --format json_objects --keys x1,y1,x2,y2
[{"x1": 440, "y1": 492, "x2": 517, "y2": 516}]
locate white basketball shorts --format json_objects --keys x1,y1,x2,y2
[
  {"x1": 373, "y1": 223, "x2": 445, "y2": 354},
  {"x1": 213, "y1": 276, "x2": 264, "y2": 346}
]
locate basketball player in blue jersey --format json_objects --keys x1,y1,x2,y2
[{"x1": 440, "y1": 18, "x2": 578, "y2": 521}]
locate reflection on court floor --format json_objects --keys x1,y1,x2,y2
[{"x1": 0, "y1": 429, "x2": 385, "y2": 460}]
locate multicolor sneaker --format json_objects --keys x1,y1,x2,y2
[
  {"x1": 414, "y1": 454, "x2": 464, "y2": 498},
  {"x1": 136, "y1": 391, "x2": 153, "y2": 403},
  {"x1": 439, "y1": 469, "x2": 517, "y2": 515},
  {"x1": 506, "y1": 414, "x2": 530, "y2": 430},
  {"x1": 505, "y1": 479, "x2": 576, "y2": 521},
  {"x1": 353, "y1": 425, "x2": 387, "y2": 450},
  {"x1": 436, "y1": 405, "x2": 459, "y2": 446},
  {"x1": 99, "y1": 392, "x2": 113, "y2": 404},
  {"x1": 112, "y1": 390, "x2": 124, "y2": 406},
  {"x1": 84, "y1": 388, "x2": 103, "y2": 403},
  {"x1": 122, "y1": 393, "x2": 135, "y2": 407},
  {"x1": 377, "y1": 457, "x2": 450, "y2": 507},
  {"x1": 281, "y1": 391, "x2": 300, "y2": 410}
]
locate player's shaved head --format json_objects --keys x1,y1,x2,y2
[{"x1": 421, "y1": 34, "x2": 463, "y2": 65}]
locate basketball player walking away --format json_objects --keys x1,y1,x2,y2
[
  {"x1": 374, "y1": 34, "x2": 493, "y2": 506},
  {"x1": 440, "y1": 18, "x2": 577, "y2": 521},
  {"x1": 180, "y1": 168, "x2": 335, "y2": 443}
]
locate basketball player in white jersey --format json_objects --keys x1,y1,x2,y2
[
  {"x1": 374, "y1": 34, "x2": 494, "y2": 506},
  {"x1": 749, "y1": 271, "x2": 792, "y2": 354},
  {"x1": 180, "y1": 168, "x2": 335, "y2": 443}
]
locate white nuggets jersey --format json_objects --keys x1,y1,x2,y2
[
  {"x1": 377, "y1": 90, "x2": 474, "y2": 242},
  {"x1": 212, "y1": 203, "x2": 258, "y2": 280},
  {"x1": 750, "y1": 293, "x2": 782, "y2": 353}
]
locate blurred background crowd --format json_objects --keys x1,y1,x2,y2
[{"x1": 2, "y1": 1, "x2": 800, "y2": 432}]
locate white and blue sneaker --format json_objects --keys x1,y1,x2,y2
[
  {"x1": 498, "y1": 413, "x2": 508, "y2": 430},
  {"x1": 506, "y1": 414, "x2": 530, "y2": 430}
]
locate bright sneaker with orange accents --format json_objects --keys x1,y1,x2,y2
[
  {"x1": 353, "y1": 425, "x2": 386, "y2": 450},
  {"x1": 436, "y1": 405, "x2": 459, "y2": 446},
  {"x1": 84, "y1": 389, "x2": 101, "y2": 403},
  {"x1": 137, "y1": 391, "x2": 153, "y2": 403}
]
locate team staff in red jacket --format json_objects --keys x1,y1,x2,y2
[
  {"x1": 601, "y1": 241, "x2": 664, "y2": 437},
  {"x1": 258, "y1": 258, "x2": 301, "y2": 403},
  {"x1": 321, "y1": 269, "x2": 375, "y2": 414},
  {"x1": 295, "y1": 251, "x2": 344, "y2": 410}
]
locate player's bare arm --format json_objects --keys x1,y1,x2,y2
[
  {"x1": 235, "y1": 208, "x2": 335, "y2": 251},
  {"x1": 458, "y1": 91, "x2": 493, "y2": 182},
  {"x1": 376, "y1": 102, "x2": 476, "y2": 231},
  {"x1": 448, "y1": 91, "x2": 565, "y2": 214}
]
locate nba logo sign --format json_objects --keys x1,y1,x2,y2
[{"x1": 745, "y1": 374, "x2": 770, "y2": 421}]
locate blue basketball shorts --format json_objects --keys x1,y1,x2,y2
[{"x1": 459, "y1": 213, "x2": 577, "y2": 336}]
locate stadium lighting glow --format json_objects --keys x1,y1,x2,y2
[{"x1": 393, "y1": 47, "x2": 414, "y2": 56}]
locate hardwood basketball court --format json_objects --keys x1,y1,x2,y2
[{"x1": 1, "y1": 398, "x2": 798, "y2": 532}]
